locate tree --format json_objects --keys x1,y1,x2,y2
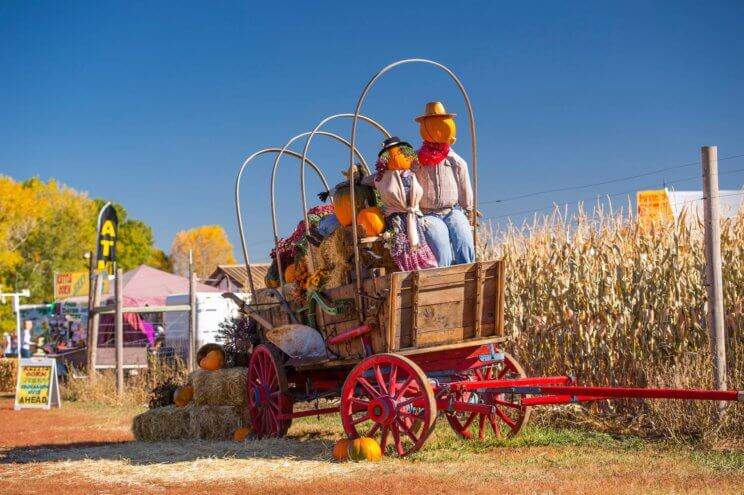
[
  {"x1": 171, "y1": 225, "x2": 236, "y2": 279},
  {"x1": 148, "y1": 248, "x2": 173, "y2": 272}
]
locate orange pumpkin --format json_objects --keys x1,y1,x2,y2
[
  {"x1": 332, "y1": 179, "x2": 377, "y2": 227},
  {"x1": 284, "y1": 263, "x2": 297, "y2": 283},
  {"x1": 357, "y1": 207, "x2": 385, "y2": 237},
  {"x1": 349, "y1": 437, "x2": 382, "y2": 462},
  {"x1": 233, "y1": 426, "x2": 252, "y2": 442},
  {"x1": 173, "y1": 385, "x2": 193, "y2": 407},
  {"x1": 387, "y1": 145, "x2": 413, "y2": 171},
  {"x1": 199, "y1": 350, "x2": 224, "y2": 371},
  {"x1": 419, "y1": 116, "x2": 457, "y2": 145},
  {"x1": 332, "y1": 438, "x2": 352, "y2": 461}
]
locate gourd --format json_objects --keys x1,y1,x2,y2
[
  {"x1": 199, "y1": 350, "x2": 224, "y2": 371},
  {"x1": 357, "y1": 207, "x2": 385, "y2": 237},
  {"x1": 348, "y1": 436, "x2": 382, "y2": 462},
  {"x1": 332, "y1": 438, "x2": 352, "y2": 461},
  {"x1": 233, "y1": 426, "x2": 252, "y2": 442},
  {"x1": 173, "y1": 385, "x2": 193, "y2": 407},
  {"x1": 419, "y1": 116, "x2": 457, "y2": 145}
]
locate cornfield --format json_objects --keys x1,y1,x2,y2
[{"x1": 481, "y1": 203, "x2": 744, "y2": 439}]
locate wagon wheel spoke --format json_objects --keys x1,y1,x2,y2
[
  {"x1": 357, "y1": 377, "x2": 381, "y2": 400},
  {"x1": 390, "y1": 424, "x2": 405, "y2": 456},
  {"x1": 396, "y1": 418, "x2": 419, "y2": 444},
  {"x1": 397, "y1": 394, "x2": 424, "y2": 410},
  {"x1": 394, "y1": 376, "x2": 414, "y2": 401},
  {"x1": 351, "y1": 413, "x2": 371, "y2": 426},
  {"x1": 374, "y1": 365, "x2": 388, "y2": 395},
  {"x1": 495, "y1": 406, "x2": 517, "y2": 429},
  {"x1": 493, "y1": 398, "x2": 522, "y2": 409},
  {"x1": 366, "y1": 422, "x2": 381, "y2": 438},
  {"x1": 398, "y1": 409, "x2": 424, "y2": 421},
  {"x1": 350, "y1": 397, "x2": 370, "y2": 409},
  {"x1": 462, "y1": 411, "x2": 478, "y2": 430},
  {"x1": 388, "y1": 365, "x2": 398, "y2": 396},
  {"x1": 478, "y1": 414, "x2": 487, "y2": 439},
  {"x1": 379, "y1": 425, "x2": 390, "y2": 452},
  {"x1": 488, "y1": 414, "x2": 501, "y2": 437}
]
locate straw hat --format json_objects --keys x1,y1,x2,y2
[{"x1": 415, "y1": 101, "x2": 456, "y2": 122}]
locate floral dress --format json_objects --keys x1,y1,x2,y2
[{"x1": 384, "y1": 172, "x2": 438, "y2": 271}]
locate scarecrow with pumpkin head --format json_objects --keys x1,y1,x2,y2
[
  {"x1": 413, "y1": 102, "x2": 475, "y2": 266},
  {"x1": 364, "y1": 136, "x2": 437, "y2": 271}
]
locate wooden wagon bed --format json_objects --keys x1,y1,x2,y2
[{"x1": 252, "y1": 260, "x2": 506, "y2": 369}]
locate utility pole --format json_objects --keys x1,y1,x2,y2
[
  {"x1": 701, "y1": 146, "x2": 727, "y2": 415},
  {"x1": 115, "y1": 267, "x2": 124, "y2": 396}
]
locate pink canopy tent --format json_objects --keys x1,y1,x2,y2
[{"x1": 98, "y1": 265, "x2": 220, "y2": 347}]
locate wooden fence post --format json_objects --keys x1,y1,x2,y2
[
  {"x1": 87, "y1": 272, "x2": 103, "y2": 377},
  {"x1": 188, "y1": 251, "x2": 196, "y2": 371},
  {"x1": 115, "y1": 268, "x2": 124, "y2": 396},
  {"x1": 701, "y1": 145, "x2": 728, "y2": 414}
]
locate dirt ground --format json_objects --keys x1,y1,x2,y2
[{"x1": 1, "y1": 396, "x2": 743, "y2": 495}]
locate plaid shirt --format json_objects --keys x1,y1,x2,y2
[{"x1": 412, "y1": 149, "x2": 473, "y2": 213}]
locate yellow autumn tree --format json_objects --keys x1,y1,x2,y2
[{"x1": 170, "y1": 225, "x2": 236, "y2": 279}]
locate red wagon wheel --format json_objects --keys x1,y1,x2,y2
[
  {"x1": 247, "y1": 344, "x2": 293, "y2": 438},
  {"x1": 340, "y1": 353, "x2": 437, "y2": 457},
  {"x1": 445, "y1": 351, "x2": 531, "y2": 440}
]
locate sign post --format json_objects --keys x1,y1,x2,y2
[{"x1": 14, "y1": 358, "x2": 61, "y2": 410}]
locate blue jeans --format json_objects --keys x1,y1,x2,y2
[
  {"x1": 21, "y1": 348, "x2": 31, "y2": 358},
  {"x1": 422, "y1": 209, "x2": 475, "y2": 267}
]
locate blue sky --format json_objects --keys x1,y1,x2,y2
[{"x1": 2, "y1": 1, "x2": 743, "y2": 262}]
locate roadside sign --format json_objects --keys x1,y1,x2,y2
[
  {"x1": 54, "y1": 271, "x2": 109, "y2": 299},
  {"x1": 14, "y1": 358, "x2": 61, "y2": 410},
  {"x1": 637, "y1": 189, "x2": 673, "y2": 225}
]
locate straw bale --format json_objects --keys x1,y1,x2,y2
[
  {"x1": 315, "y1": 228, "x2": 354, "y2": 288},
  {"x1": 132, "y1": 404, "x2": 193, "y2": 441},
  {"x1": 190, "y1": 405, "x2": 249, "y2": 440},
  {"x1": 191, "y1": 367, "x2": 247, "y2": 407}
]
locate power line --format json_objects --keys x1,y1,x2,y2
[
  {"x1": 481, "y1": 152, "x2": 744, "y2": 205},
  {"x1": 482, "y1": 167, "x2": 744, "y2": 222}
]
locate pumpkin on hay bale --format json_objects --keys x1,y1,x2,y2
[
  {"x1": 132, "y1": 404, "x2": 193, "y2": 441},
  {"x1": 197, "y1": 343, "x2": 225, "y2": 371},
  {"x1": 190, "y1": 367, "x2": 248, "y2": 407}
]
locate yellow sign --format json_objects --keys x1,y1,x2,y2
[
  {"x1": 54, "y1": 271, "x2": 109, "y2": 299},
  {"x1": 637, "y1": 190, "x2": 673, "y2": 225},
  {"x1": 14, "y1": 358, "x2": 61, "y2": 410}
]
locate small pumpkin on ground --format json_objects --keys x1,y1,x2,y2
[
  {"x1": 349, "y1": 436, "x2": 382, "y2": 462},
  {"x1": 332, "y1": 438, "x2": 352, "y2": 461},
  {"x1": 173, "y1": 384, "x2": 193, "y2": 407},
  {"x1": 357, "y1": 206, "x2": 385, "y2": 237},
  {"x1": 233, "y1": 426, "x2": 252, "y2": 442},
  {"x1": 199, "y1": 350, "x2": 224, "y2": 371}
]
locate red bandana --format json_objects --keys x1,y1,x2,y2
[{"x1": 417, "y1": 141, "x2": 450, "y2": 166}]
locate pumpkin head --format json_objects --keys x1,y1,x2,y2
[
  {"x1": 332, "y1": 438, "x2": 352, "y2": 461},
  {"x1": 233, "y1": 426, "x2": 252, "y2": 442},
  {"x1": 173, "y1": 385, "x2": 193, "y2": 407},
  {"x1": 349, "y1": 436, "x2": 382, "y2": 462},
  {"x1": 419, "y1": 116, "x2": 456, "y2": 145},
  {"x1": 357, "y1": 207, "x2": 385, "y2": 237},
  {"x1": 387, "y1": 145, "x2": 414, "y2": 171},
  {"x1": 199, "y1": 350, "x2": 224, "y2": 371}
]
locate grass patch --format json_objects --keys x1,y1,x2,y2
[{"x1": 690, "y1": 450, "x2": 744, "y2": 472}]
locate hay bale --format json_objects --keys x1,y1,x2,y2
[
  {"x1": 132, "y1": 405, "x2": 193, "y2": 441},
  {"x1": 191, "y1": 367, "x2": 247, "y2": 407},
  {"x1": 315, "y1": 228, "x2": 354, "y2": 288},
  {"x1": 190, "y1": 405, "x2": 248, "y2": 440}
]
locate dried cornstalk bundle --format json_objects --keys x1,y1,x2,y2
[
  {"x1": 480, "y1": 205, "x2": 744, "y2": 437},
  {"x1": 191, "y1": 367, "x2": 248, "y2": 407}
]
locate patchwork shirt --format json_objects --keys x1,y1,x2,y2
[{"x1": 412, "y1": 149, "x2": 474, "y2": 214}]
